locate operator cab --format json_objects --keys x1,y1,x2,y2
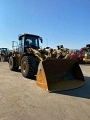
[
  {"x1": 18, "y1": 33, "x2": 43, "y2": 53},
  {"x1": 0, "y1": 48, "x2": 8, "y2": 54}
]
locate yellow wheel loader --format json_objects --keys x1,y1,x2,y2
[
  {"x1": 83, "y1": 52, "x2": 90, "y2": 63},
  {"x1": 9, "y1": 33, "x2": 85, "y2": 92},
  {"x1": 49, "y1": 45, "x2": 70, "y2": 59}
]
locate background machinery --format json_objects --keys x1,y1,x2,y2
[
  {"x1": 9, "y1": 33, "x2": 85, "y2": 92},
  {"x1": 83, "y1": 44, "x2": 90, "y2": 63},
  {"x1": 0, "y1": 48, "x2": 10, "y2": 62},
  {"x1": 67, "y1": 44, "x2": 90, "y2": 64}
]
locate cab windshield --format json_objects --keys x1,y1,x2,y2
[{"x1": 25, "y1": 35, "x2": 40, "y2": 49}]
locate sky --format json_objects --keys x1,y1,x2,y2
[{"x1": 0, "y1": 0, "x2": 90, "y2": 50}]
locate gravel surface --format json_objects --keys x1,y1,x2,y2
[{"x1": 0, "y1": 62, "x2": 90, "y2": 120}]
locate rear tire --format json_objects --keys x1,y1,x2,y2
[
  {"x1": 21, "y1": 56, "x2": 38, "y2": 78},
  {"x1": 9, "y1": 56, "x2": 19, "y2": 71}
]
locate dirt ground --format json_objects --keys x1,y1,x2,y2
[{"x1": 0, "y1": 62, "x2": 90, "y2": 120}]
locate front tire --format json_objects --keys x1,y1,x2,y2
[{"x1": 21, "y1": 56, "x2": 38, "y2": 78}]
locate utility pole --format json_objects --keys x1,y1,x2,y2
[{"x1": 46, "y1": 39, "x2": 48, "y2": 47}]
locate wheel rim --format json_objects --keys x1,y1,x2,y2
[{"x1": 22, "y1": 62, "x2": 27, "y2": 73}]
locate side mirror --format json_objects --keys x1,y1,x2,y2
[
  {"x1": 39, "y1": 37, "x2": 43, "y2": 43},
  {"x1": 41, "y1": 39, "x2": 43, "y2": 43}
]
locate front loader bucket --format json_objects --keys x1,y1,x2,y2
[{"x1": 36, "y1": 59, "x2": 85, "y2": 92}]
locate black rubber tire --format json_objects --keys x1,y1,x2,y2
[
  {"x1": 21, "y1": 56, "x2": 38, "y2": 78},
  {"x1": 1, "y1": 56, "x2": 5, "y2": 62},
  {"x1": 9, "y1": 56, "x2": 19, "y2": 71}
]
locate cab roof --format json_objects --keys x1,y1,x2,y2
[{"x1": 19, "y1": 33, "x2": 40, "y2": 38}]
